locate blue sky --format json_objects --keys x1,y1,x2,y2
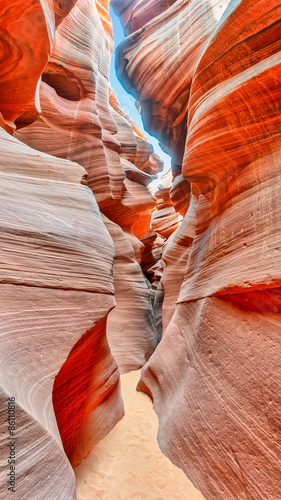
[{"x1": 109, "y1": 6, "x2": 171, "y2": 189}]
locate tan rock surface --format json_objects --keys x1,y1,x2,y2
[
  {"x1": 6, "y1": 0, "x2": 281, "y2": 498},
  {"x1": 15, "y1": 1, "x2": 162, "y2": 213},
  {"x1": 1, "y1": 0, "x2": 162, "y2": 497},
  {"x1": 151, "y1": 170, "x2": 183, "y2": 239},
  {"x1": 0, "y1": 128, "x2": 123, "y2": 498},
  {"x1": 103, "y1": 217, "x2": 158, "y2": 373},
  {"x1": 160, "y1": 211, "x2": 195, "y2": 334},
  {"x1": 15, "y1": 0, "x2": 124, "y2": 205},
  {"x1": 139, "y1": 296, "x2": 281, "y2": 499},
  {"x1": 14, "y1": 0, "x2": 159, "y2": 373}
]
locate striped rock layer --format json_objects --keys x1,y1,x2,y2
[
  {"x1": 114, "y1": 0, "x2": 281, "y2": 498},
  {"x1": 0, "y1": 126, "x2": 123, "y2": 500},
  {"x1": 0, "y1": 1, "x2": 161, "y2": 499}
]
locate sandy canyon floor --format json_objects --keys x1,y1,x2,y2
[{"x1": 75, "y1": 369, "x2": 205, "y2": 500}]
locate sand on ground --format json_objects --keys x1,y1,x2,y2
[{"x1": 75, "y1": 369, "x2": 205, "y2": 500}]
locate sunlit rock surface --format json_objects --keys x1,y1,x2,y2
[
  {"x1": 111, "y1": 0, "x2": 178, "y2": 35},
  {"x1": 115, "y1": 0, "x2": 281, "y2": 498},
  {"x1": 3, "y1": 0, "x2": 281, "y2": 497},
  {"x1": 151, "y1": 170, "x2": 183, "y2": 238},
  {"x1": 15, "y1": 0, "x2": 161, "y2": 211},
  {"x1": 15, "y1": 0, "x2": 123, "y2": 204},
  {"x1": 0, "y1": 0, "x2": 76, "y2": 127}
]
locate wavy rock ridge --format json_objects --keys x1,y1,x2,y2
[
  {"x1": 2, "y1": 0, "x2": 281, "y2": 499},
  {"x1": 114, "y1": 0, "x2": 281, "y2": 499},
  {"x1": 0, "y1": 1, "x2": 161, "y2": 499}
]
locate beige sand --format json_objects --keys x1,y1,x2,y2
[{"x1": 75, "y1": 369, "x2": 205, "y2": 500}]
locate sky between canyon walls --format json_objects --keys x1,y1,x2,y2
[{"x1": 109, "y1": 5, "x2": 171, "y2": 189}]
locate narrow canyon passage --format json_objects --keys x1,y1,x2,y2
[
  {"x1": 75, "y1": 370, "x2": 205, "y2": 500},
  {"x1": 1, "y1": 1, "x2": 281, "y2": 498}
]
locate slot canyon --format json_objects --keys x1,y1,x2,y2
[{"x1": 0, "y1": 0, "x2": 281, "y2": 499}]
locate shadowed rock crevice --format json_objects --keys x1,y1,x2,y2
[
  {"x1": 53, "y1": 314, "x2": 123, "y2": 468},
  {"x1": 42, "y1": 66, "x2": 86, "y2": 101}
]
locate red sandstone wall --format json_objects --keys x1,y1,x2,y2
[
  {"x1": 0, "y1": 1, "x2": 160, "y2": 498},
  {"x1": 114, "y1": 0, "x2": 281, "y2": 498}
]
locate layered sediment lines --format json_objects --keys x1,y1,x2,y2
[
  {"x1": 0, "y1": 1, "x2": 161, "y2": 498},
  {"x1": 115, "y1": 0, "x2": 281, "y2": 498},
  {"x1": 0, "y1": 128, "x2": 123, "y2": 499},
  {"x1": 114, "y1": 0, "x2": 230, "y2": 166},
  {"x1": 103, "y1": 218, "x2": 158, "y2": 373},
  {"x1": 15, "y1": 0, "x2": 160, "y2": 373},
  {"x1": 3, "y1": 0, "x2": 281, "y2": 497}
]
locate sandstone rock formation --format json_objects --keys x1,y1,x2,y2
[
  {"x1": 3, "y1": 0, "x2": 281, "y2": 498},
  {"x1": 15, "y1": 0, "x2": 161, "y2": 374},
  {"x1": 151, "y1": 170, "x2": 183, "y2": 239},
  {"x1": 114, "y1": 0, "x2": 230, "y2": 168},
  {"x1": 0, "y1": 126, "x2": 123, "y2": 499},
  {"x1": 114, "y1": 0, "x2": 281, "y2": 498},
  {"x1": 0, "y1": 0, "x2": 76, "y2": 128},
  {"x1": 15, "y1": 0, "x2": 160, "y2": 375},
  {"x1": 0, "y1": 1, "x2": 161, "y2": 499},
  {"x1": 103, "y1": 217, "x2": 158, "y2": 373}
]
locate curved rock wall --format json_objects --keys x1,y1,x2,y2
[
  {"x1": 0, "y1": 127, "x2": 122, "y2": 499},
  {"x1": 103, "y1": 217, "x2": 158, "y2": 373},
  {"x1": 115, "y1": 0, "x2": 281, "y2": 498},
  {"x1": 15, "y1": 0, "x2": 160, "y2": 374},
  {"x1": 3, "y1": 0, "x2": 281, "y2": 497},
  {"x1": 15, "y1": 0, "x2": 163, "y2": 376},
  {"x1": 0, "y1": 1, "x2": 160, "y2": 498},
  {"x1": 114, "y1": 0, "x2": 230, "y2": 167}
]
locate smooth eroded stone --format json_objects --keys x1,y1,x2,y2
[
  {"x1": 160, "y1": 207, "x2": 195, "y2": 333},
  {"x1": 0, "y1": 126, "x2": 123, "y2": 498},
  {"x1": 0, "y1": 285, "x2": 123, "y2": 498},
  {"x1": 116, "y1": 0, "x2": 281, "y2": 498},
  {"x1": 0, "y1": 128, "x2": 114, "y2": 292},
  {"x1": 140, "y1": 230, "x2": 166, "y2": 273},
  {"x1": 103, "y1": 216, "x2": 158, "y2": 373},
  {"x1": 53, "y1": 312, "x2": 123, "y2": 467},
  {"x1": 1, "y1": 0, "x2": 161, "y2": 497},
  {"x1": 111, "y1": 0, "x2": 178, "y2": 34},
  {"x1": 15, "y1": 0, "x2": 126, "y2": 204},
  {"x1": 0, "y1": 0, "x2": 77, "y2": 126},
  {"x1": 170, "y1": 174, "x2": 191, "y2": 216},
  {"x1": 116, "y1": 0, "x2": 230, "y2": 163},
  {"x1": 139, "y1": 296, "x2": 281, "y2": 499}
]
